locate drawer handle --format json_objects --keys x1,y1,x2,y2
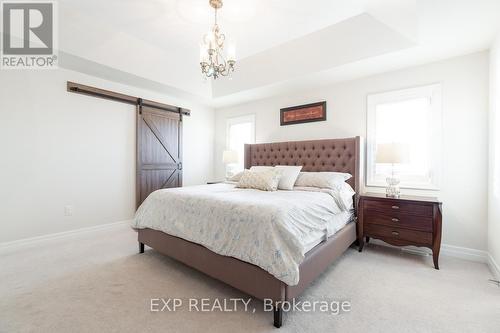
[
  {"x1": 391, "y1": 206, "x2": 399, "y2": 210},
  {"x1": 391, "y1": 218, "x2": 399, "y2": 222},
  {"x1": 391, "y1": 231, "x2": 399, "y2": 236}
]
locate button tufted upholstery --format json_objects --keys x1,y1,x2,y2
[{"x1": 244, "y1": 137, "x2": 361, "y2": 192}]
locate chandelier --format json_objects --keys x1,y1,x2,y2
[{"x1": 199, "y1": 0, "x2": 236, "y2": 80}]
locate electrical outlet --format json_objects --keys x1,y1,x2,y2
[{"x1": 64, "y1": 205, "x2": 74, "y2": 216}]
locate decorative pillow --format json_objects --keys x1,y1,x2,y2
[
  {"x1": 236, "y1": 169, "x2": 282, "y2": 191},
  {"x1": 229, "y1": 170, "x2": 245, "y2": 182},
  {"x1": 250, "y1": 165, "x2": 302, "y2": 190},
  {"x1": 275, "y1": 165, "x2": 303, "y2": 190},
  {"x1": 294, "y1": 172, "x2": 352, "y2": 190}
]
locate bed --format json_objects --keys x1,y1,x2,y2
[{"x1": 134, "y1": 137, "x2": 363, "y2": 327}]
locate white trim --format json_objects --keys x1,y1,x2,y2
[
  {"x1": 367, "y1": 239, "x2": 488, "y2": 263},
  {"x1": 440, "y1": 244, "x2": 489, "y2": 263},
  {"x1": 0, "y1": 220, "x2": 132, "y2": 252},
  {"x1": 488, "y1": 254, "x2": 500, "y2": 279}
]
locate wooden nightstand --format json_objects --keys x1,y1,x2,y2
[{"x1": 357, "y1": 193, "x2": 443, "y2": 269}]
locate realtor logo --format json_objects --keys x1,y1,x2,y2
[{"x1": 1, "y1": 1, "x2": 58, "y2": 69}]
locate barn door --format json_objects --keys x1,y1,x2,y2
[{"x1": 136, "y1": 104, "x2": 182, "y2": 207}]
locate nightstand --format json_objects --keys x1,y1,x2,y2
[{"x1": 357, "y1": 193, "x2": 443, "y2": 269}]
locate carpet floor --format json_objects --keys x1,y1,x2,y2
[{"x1": 1, "y1": 224, "x2": 499, "y2": 333}]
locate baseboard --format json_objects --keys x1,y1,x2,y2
[
  {"x1": 367, "y1": 239, "x2": 489, "y2": 263},
  {"x1": 488, "y1": 254, "x2": 500, "y2": 279},
  {"x1": 440, "y1": 244, "x2": 489, "y2": 263},
  {"x1": 0, "y1": 220, "x2": 132, "y2": 252}
]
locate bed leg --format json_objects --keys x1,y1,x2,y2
[
  {"x1": 273, "y1": 305, "x2": 283, "y2": 328},
  {"x1": 139, "y1": 242, "x2": 144, "y2": 254}
]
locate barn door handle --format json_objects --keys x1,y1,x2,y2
[{"x1": 177, "y1": 162, "x2": 183, "y2": 170}]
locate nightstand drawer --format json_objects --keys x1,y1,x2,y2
[
  {"x1": 364, "y1": 210, "x2": 433, "y2": 232},
  {"x1": 365, "y1": 224, "x2": 432, "y2": 246},
  {"x1": 363, "y1": 200, "x2": 433, "y2": 217}
]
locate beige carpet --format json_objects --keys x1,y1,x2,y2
[{"x1": 1, "y1": 225, "x2": 499, "y2": 333}]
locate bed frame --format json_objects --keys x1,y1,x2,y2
[{"x1": 137, "y1": 137, "x2": 363, "y2": 327}]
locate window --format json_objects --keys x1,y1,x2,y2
[
  {"x1": 366, "y1": 84, "x2": 442, "y2": 190},
  {"x1": 226, "y1": 114, "x2": 255, "y2": 172}
]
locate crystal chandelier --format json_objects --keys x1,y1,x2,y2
[{"x1": 199, "y1": 0, "x2": 236, "y2": 80}]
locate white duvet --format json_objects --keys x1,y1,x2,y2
[{"x1": 132, "y1": 183, "x2": 354, "y2": 286}]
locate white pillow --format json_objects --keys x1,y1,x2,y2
[
  {"x1": 294, "y1": 172, "x2": 352, "y2": 190},
  {"x1": 236, "y1": 169, "x2": 282, "y2": 191},
  {"x1": 275, "y1": 165, "x2": 302, "y2": 190}
]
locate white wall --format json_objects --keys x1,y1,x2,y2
[
  {"x1": 0, "y1": 68, "x2": 214, "y2": 243},
  {"x1": 215, "y1": 51, "x2": 489, "y2": 252},
  {"x1": 489, "y1": 35, "x2": 500, "y2": 276}
]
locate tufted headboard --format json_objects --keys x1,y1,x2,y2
[{"x1": 244, "y1": 137, "x2": 363, "y2": 193}]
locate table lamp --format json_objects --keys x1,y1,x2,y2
[
  {"x1": 222, "y1": 150, "x2": 239, "y2": 179},
  {"x1": 376, "y1": 143, "x2": 410, "y2": 197}
]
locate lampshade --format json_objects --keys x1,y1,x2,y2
[
  {"x1": 376, "y1": 143, "x2": 410, "y2": 164},
  {"x1": 222, "y1": 150, "x2": 239, "y2": 164}
]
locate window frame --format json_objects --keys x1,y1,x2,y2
[
  {"x1": 366, "y1": 84, "x2": 443, "y2": 191},
  {"x1": 225, "y1": 114, "x2": 256, "y2": 171}
]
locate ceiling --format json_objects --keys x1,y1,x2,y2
[{"x1": 55, "y1": 0, "x2": 500, "y2": 107}]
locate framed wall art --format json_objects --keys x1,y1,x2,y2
[{"x1": 280, "y1": 101, "x2": 327, "y2": 126}]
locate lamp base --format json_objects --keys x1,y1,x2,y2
[{"x1": 385, "y1": 176, "x2": 400, "y2": 198}]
